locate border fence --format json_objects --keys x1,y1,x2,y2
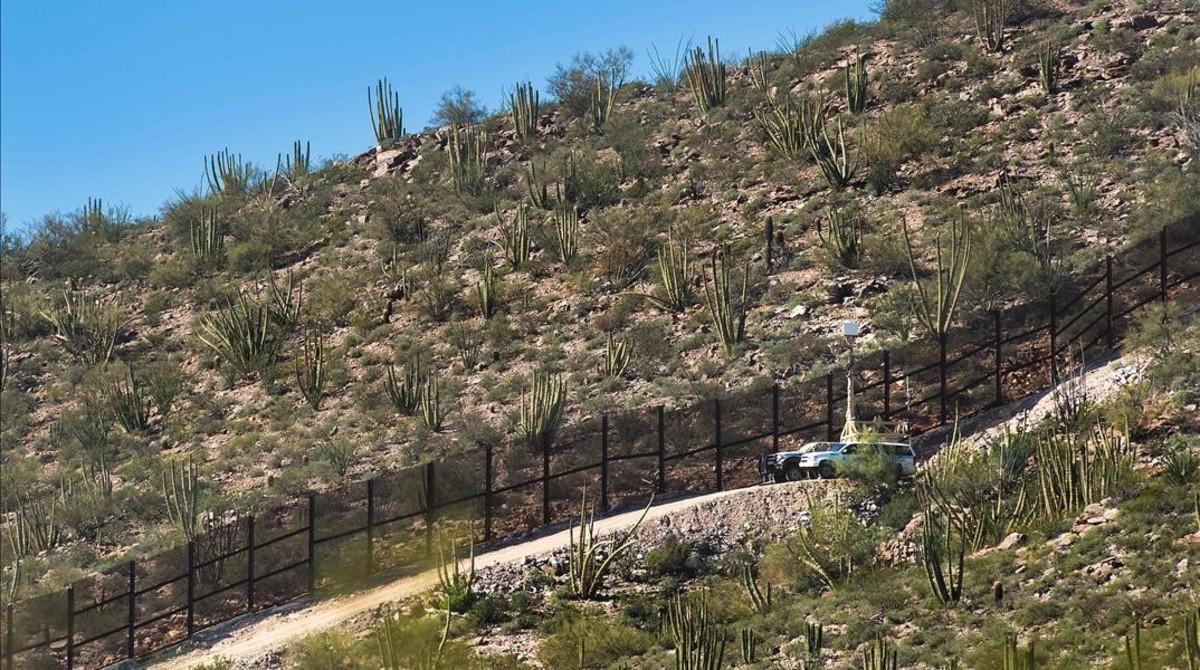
[{"x1": 2, "y1": 217, "x2": 1198, "y2": 669}]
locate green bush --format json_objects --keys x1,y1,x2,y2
[{"x1": 645, "y1": 536, "x2": 701, "y2": 576}]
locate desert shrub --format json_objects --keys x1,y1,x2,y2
[
  {"x1": 841, "y1": 446, "x2": 902, "y2": 490},
  {"x1": 1160, "y1": 435, "x2": 1199, "y2": 487},
  {"x1": 1080, "y1": 109, "x2": 1132, "y2": 157},
  {"x1": 762, "y1": 498, "x2": 884, "y2": 591},
  {"x1": 431, "y1": 85, "x2": 488, "y2": 128},
  {"x1": 538, "y1": 606, "x2": 654, "y2": 669},
  {"x1": 645, "y1": 536, "x2": 700, "y2": 576},
  {"x1": 560, "y1": 149, "x2": 621, "y2": 211},
  {"x1": 548, "y1": 48, "x2": 633, "y2": 116},
  {"x1": 1126, "y1": 302, "x2": 1199, "y2": 396},
  {"x1": 308, "y1": 272, "x2": 358, "y2": 327},
  {"x1": 289, "y1": 629, "x2": 366, "y2": 670},
  {"x1": 861, "y1": 104, "x2": 937, "y2": 193},
  {"x1": 588, "y1": 205, "x2": 662, "y2": 288}
]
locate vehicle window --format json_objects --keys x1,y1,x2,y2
[{"x1": 841, "y1": 444, "x2": 856, "y2": 454}]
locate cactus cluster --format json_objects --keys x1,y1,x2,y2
[
  {"x1": 809, "y1": 117, "x2": 858, "y2": 189},
  {"x1": 589, "y1": 67, "x2": 621, "y2": 132},
  {"x1": 1003, "y1": 634, "x2": 1036, "y2": 670},
  {"x1": 196, "y1": 293, "x2": 278, "y2": 377},
  {"x1": 476, "y1": 255, "x2": 500, "y2": 319},
  {"x1": 190, "y1": 207, "x2": 225, "y2": 266},
  {"x1": 741, "y1": 564, "x2": 772, "y2": 613},
  {"x1": 162, "y1": 456, "x2": 201, "y2": 540},
  {"x1": 435, "y1": 531, "x2": 476, "y2": 612},
  {"x1": 818, "y1": 206, "x2": 864, "y2": 268},
  {"x1": 702, "y1": 246, "x2": 749, "y2": 356},
  {"x1": 497, "y1": 205, "x2": 532, "y2": 269},
  {"x1": 419, "y1": 372, "x2": 445, "y2": 432},
  {"x1": 41, "y1": 289, "x2": 122, "y2": 364},
  {"x1": 447, "y1": 124, "x2": 488, "y2": 196},
  {"x1": 1037, "y1": 42, "x2": 1061, "y2": 95},
  {"x1": 204, "y1": 148, "x2": 254, "y2": 195},
  {"x1": 277, "y1": 140, "x2": 312, "y2": 180},
  {"x1": 294, "y1": 329, "x2": 326, "y2": 410},
  {"x1": 748, "y1": 50, "x2": 769, "y2": 93},
  {"x1": 901, "y1": 216, "x2": 972, "y2": 340},
  {"x1": 369, "y1": 77, "x2": 405, "y2": 145},
  {"x1": 757, "y1": 92, "x2": 826, "y2": 160},
  {"x1": 385, "y1": 357, "x2": 424, "y2": 415},
  {"x1": 525, "y1": 160, "x2": 552, "y2": 210},
  {"x1": 554, "y1": 203, "x2": 579, "y2": 263},
  {"x1": 108, "y1": 366, "x2": 152, "y2": 433},
  {"x1": 600, "y1": 332, "x2": 632, "y2": 380},
  {"x1": 1185, "y1": 607, "x2": 1199, "y2": 670},
  {"x1": 509, "y1": 81, "x2": 539, "y2": 140},
  {"x1": 804, "y1": 622, "x2": 825, "y2": 669},
  {"x1": 666, "y1": 590, "x2": 726, "y2": 670},
  {"x1": 685, "y1": 37, "x2": 727, "y2": 114},
  {"x1": 973, "y1": 0, "x2": 1014, "y2": 52},
  {"x1": 844, "y1": 52, "x2": 869, "y2": 113},
  {"x1": 567, "y1": 489, "x2": 649, "y2": 599},
  {"x1": 520, "y1": 371, "x2": 566, "y2": 448},
  {"x1": 739, "y1": 628, "x2": 756, "y2": 663},
  {"x1": 267, "y1": 270, "x2": 304, "y2": 331},
  {"x1": 1034, "y1": 424, "x2": 1133, "y2": 518},
  {"x1": 920, "y1": 501, "x2": 965, "y2": 606},
  {"x1": 7, "y1": 488, "x2": 67, "y2": 557},
  {"x1": 863, "y1": 637, "x2": 898, "y2": 670}
]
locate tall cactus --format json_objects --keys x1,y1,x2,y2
[
  {"x1": 525, "y1": 160, "x2": 552, "y2": 210},
  {"x1": 497, "y1": 205, "x2": 532, "y2": 269},
  {"x1": 567, "y1": 489, "x2": 650, "y2": 599},
  {"x1": 204, "y1": 148, "x2": 253, "y2": 195},
  {"x1": 844, "y1": 52, "x2": 869, "y2": 113},
  {"x1": 267, "y1": 269, "x2": 304, "y2": 332},
  {"x1": 1003, "y1": 633, "x2": 1036, "y2": 670},
  {"x1": 809, "y1": 117, "x2": 858, "y2": 190},
  {"x1": 162, "y1": 456, "x2": 201, "y2": 541},
  {"x1": 278, "y1": 140, "x2": 312, "y2": 180},
  {"x1": 1185, "y1": 606, "x2": 1199, "y2": 670},
  {"x1": 41, "y1": 290, "x2": 121, "y2": 364},
  {"x1": 757, "y1": 92, "x2": 826, "y2": 160},
  {"x1": 476, "y1": 255, "x2": 500, "y2": 319},
  {"x1": 8, "y1": 488, "x2": 67, "y2": 556},
  {"x1": 666, "y1": 590, "x2": 727, "y2": 670},
  {"x1": 973, "y1": 0, "x2": 1014, "y2": 52},
  {"x1": 435, "y1": 531, "x2": 476, "y2": 612},
  {"x1": 804, "y1": 622, "x2": 825, "y2": 670},
  {"x1": 196, "y1": 293, "x2": 277, "y2": 377},
  {"x1": 599, "y1": 332, "x2": 632, "y2": 380},
  {"x1": 633, "y1": 234, "x2": 694, "y2": 312},
  {"x1": 510, "y1": 81, "x2": 540, "y2": 140},
  {"x1": 862, "y1": 637, "x2": 898, "y2": 670},
  {"x1": 920, "y1": 501, "x2": 965, "y2": 606},
  {"x1": 385, "y1": 357, "x2": 423, "y2": 415},
  {"x1": 109, "y1": 366, "x2": 152, "y2": 433},
  {"x1": 369, "y1": 77, "x2": 405, "y2": 145},
  {"x1": 818, "y1": 206, "x2": 863, "y2": 268},
  {"x1": 190, "y1": 207, "x2": 225, "y2": 266},
  {"x1": 741, "y1": 564, "x2": 772, "y2": 613},
  {"x1": 901, "y1": 215, "x2": 972, "y2": 340},
  {"x1": 703, "y1": 246, "x2": 749, "y2": 356},
  {"x1": 739, "y1": 628, "x2": 756, "y2": 664},
  {"x1": 1037, "y1": 42, "x2": 1061, "y2": 95},
  {"x1": 589, "y1": 67, "x2": 621, "y2": 132},
  {"x1": 294, "y1": 329, "x2": 326, "y2": 410},
  {"x1": 555, "y1": 203, "x2": 580, "y2": 263},
  {"x1": 685, "y1": 37, "x2": 727, "y2": 114},
  {"x1": 447, "y1": 124, "x2": 488, "y2": 196},
  {"x1": 419, "y1": 372, "x2": 445, "y2": 432},
  {"x1": 520, "y1": 371, "x2": 566, "y2": 448}
]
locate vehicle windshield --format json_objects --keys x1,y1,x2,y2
[{"x1": 798, "y1": 442, "x2": 831, "y2": 453}]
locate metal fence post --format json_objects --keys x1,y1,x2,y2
[
  {"x1": 65, "y1": 586, "x2": 74, "y2": 669},
  {"x1": 993, "y1": 311, "x2": 1003, "y2": 406},
  {"x1": 825, "y1": 373, "x2": 835, "y2": 441},
  {"x1": 247, "y1": 515, "x2": 256, "y2": 609},
  {"x1": 307, "y1": 495, "x2": 317, "y2": 593},
  {"x1": 600, "y1": 414, "x2": 610, "y2": 513},
  {"x1": 713, "y1": 398, "x2": 723, "y2": 491},
  {"x1": 186, "y1": 541, "x2": 195, "y2": 637},
  {"x1": 126, "y1": 560, "x2": 136, "y2": 659},
  {"x1": 366, "y1": 478, "x2": 376, "y2": 576},
  {"x1": 541, "y1": 435, "x2": 551, "y2": 526},
  {"x1": 882, "y1": 350, "x2": 892, "y2": 420},
  {"x1": 1105, "y1": 255, "x2": 1115, "y2": 348},
  {"x1": 656, "y1": 405, "x2": 666, "y2": 494},
  {"x1": 1160, "y1": 226, "x2": 1168, "y2": 303},
  {"x1": 770, "y1": 384, "x2": 780, "y2": 453},
  {"x1": 938, "y1": 332, "x2": 948, "y2": 426},
  {"x1": 483, "y1": 443, "x2": 494, "y2": 542},
  {"x1": 1049, "y1": 293, "x2": 1058, "y2": 385}
]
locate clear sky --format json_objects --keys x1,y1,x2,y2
[{"x1": 1, "y1": 1, "x2": 875, "y2": 233}]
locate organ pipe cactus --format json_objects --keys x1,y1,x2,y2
[
  {"x1": 1003, "y1": 633, "x2": 1036, "y2": 670},
  {"x1": 600, "y1": 332, "x2": 632, "y2": 380},
  {"x1": 589, "y1": 67, "x2": 621, "y2": 132},
  {"x1": 809, "y1": 117, "x2": 858, "y2": 190},
  {"x1": 1185, "y1": 606, "x2": 1199, "y2": 670},
  {"x1": 805, "y1": 622, "x2": 825, "y2": 669},
  {"x1": 385, "y1": 357, "x2": 423, "y2": 415},
  {"x1": 294, "y1": 329, "x2": 326, "y2": 410},
  {"x1": 196, "y1": 293, "x2": 277, "y2": 377},
  {"x1": 419, "y1": 372, "x2": 444, "y2": 432},
  {"x1": 666, "y1": 590, "x2": 726, "y2": 670},
  {"x1": 520, "y1": 371, "x2": 566, "y2": 448},
  {"x1": 190, "y1": 207, "x2": 225, "y2": 266},
  {"x1": 685, "y1": 37, "x2": 727, "y2": 114},
  {"x1": 818, "y1": 206, "x2": 864, "y2": 268},
  {"x1": 703, "y1": 246, "x2": 749, "y2": 356},
  {"x1": 844, "y1": 52, "x2": 868, "y2": 113},
  {"x1": 741, "y1": 564, "x2": 772, "y2": 613},
  {"x1": 862, "y1": 637, "x2": 898, "y2": 670},
  {"x1": 525, "y1": 160, "x2": 552, "y2": 210},
  {"x1": 448, "y1": 124, "x2": 488, "y2": 196},
  {"x1": 920, "y1": 501, "x2": 965, "y2": 606},
  {"x1": 973, "y1": 0, "x2": 1013, "y2": 52},
  {"x1": 278, "y1": 140, "x2": 311, "y2": 180},
  {"x1": 204, "y1": 148, "x2": 253, "y2": 195},
  {"x1": 510, "y1": 81, "x2": 539, "y2": 140},
  {"x1": 1034, "y1": 424, "x2": 1133, "y2": 518},
  {"x1": 756, "y1": 93, "x2": 826, "y2": 160},
  {"x1": 476, "y1": 255, "x2": 499, "y2": 319},
  {"x1": 901, "y1": 215, "x2": 972, "y2": 340},
  {"x1": 8, "y1": 488, "x2": 67, "y2": 556},
  {"x1": 369, "y1": 77, "x2": 405, "y2": 145},
  {"x1": 109, "y1": 366, "x2": 152, "y2": 433},
  {"x1": 496, "y1": 205, "x2": 532, "y2": 269},
  {"x1": 41, "y1": 290, "x2": 122, "y2": 364},
  {"x1": 435, "y1": 531, "x2": 476, "y2": 612},
  {"x1": 567, "y1": 489, "x2": 650, "y2": 599},
  {"x1": 555, "y1": 203, "x2": 580, "y2": 263},
  {"x1": 748, "y1": 50, "x2": 769, "y2": 92},
  {"x1": 1037, "y1": 42, "x2": 1061, "y2": 95},
  {"x1": 162, "y1": 456, "x2": 201, "y2": 541},
  {"x1": 267, "y1": 269, "x2": 304, "y2": 332},
  {"x1": 739, "y1": 628, "x2": 756, "y2": 663},
  {"x1": 631, "y1": 234, "x2": 694, "y2": 312}
]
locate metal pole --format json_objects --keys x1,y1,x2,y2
[
  {"x1": 770, "y1": 383, "x2": 780, "y2": 453},
  {"x1": 1105, "y1": 255, "x2": 1115, "y2": 348},
  {"x1": 713, "y1": 398, "x2": 723, "y2": 491},
  {"x1": 541, "y1": 433, "x2": 551, "y2": 526},
  {"x1": 825, "y1": 373, "x2": 835, "y2": 441},
  {"x1": 65, "y1": 587, "x2": 74, "y2": 670},
  {"x1": 247, "y1": 515, "x2": 256, "y2": 609},
  {"x1": 307, "y1": 494, "x2": 317, "y2": 593},
  {"x1": 366, "y1": 479, "x2": 376, "y2": 576},
  {"x1": 126, "y1": 560, "x2": 136, "y2": 659},
  {"x1": 656, "y1": 405, "x2": 666, "y2": 493},
  {"x1": 186, "y1": 541, "x2": 195, "y2": 637},
  {"x1": 882, "y1": 350, "x2": 892, "y2": 420},
  {"x1": 1160, "y1": 226, "x2": 1168, "y2": 303},
  {"x1": 600, "y1": 414, "x2": 610, "y2": 513},
  {"x1": 993, "y1": 311, "x2": 1003, "y2": 406},
  {"x1": 483, "y1": 443, "x2": 494, "y2": 542}
]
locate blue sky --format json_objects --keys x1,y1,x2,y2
[{"x1": 0, "y1": 1, "x2": 874, "y2": 233}]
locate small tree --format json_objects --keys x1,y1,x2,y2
[{"x1": 431, "y1": 86, "x2": 488, "y2": 128}]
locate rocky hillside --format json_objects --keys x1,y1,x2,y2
[{"x1": 1, "y1": 0, "x2": 1198, "y2": 597}]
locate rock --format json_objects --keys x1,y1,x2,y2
[
  {"x1": 787, "y1": 304, "x2": 808, "y2": 319},
  {"x1": 997, "y1": 532, "x2": 1028, "y2": 551},
  {"x1": 1130, "y1": 14, "x2": 1159, "y2": 30}
]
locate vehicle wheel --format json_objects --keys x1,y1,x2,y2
[
  {"x1": 818, "y1": 462, "x2": 837, "y2": 479},
  {"x1": 783, "y1": 463, "x2": 805, "y2": 482}
]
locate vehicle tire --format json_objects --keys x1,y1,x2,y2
[
  {"x1": 783, "y1": 463, "x2": 805, "y2": 482},
  {"x1": 818, "y1": 461, "x2": 837, "y2": 479}
]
